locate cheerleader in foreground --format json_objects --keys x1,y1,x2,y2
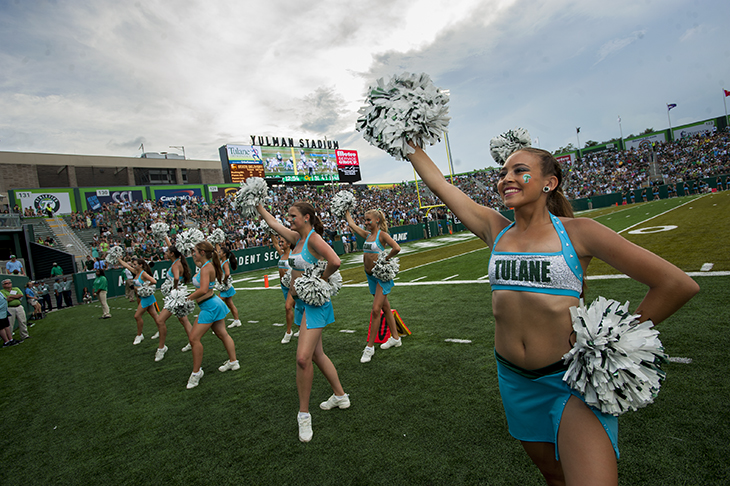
[
  {"x1": 272, "y1": 235, "x2": 297, "y2": 344},
  {"x1": 256, "y1": 201, "x2": 348, "y2": 443},
  {"x1": 344, "y1": 209, "x2": 402, "y2": 363},
  {"x1": 118, "y1": 258, "x2": 167, "y2": 361},
  {"x1": 185, "y1": 241, "x2": 239, "y2": 389}
]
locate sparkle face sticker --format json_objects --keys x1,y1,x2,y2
[{"x1": 522, "y1": 174, "x2": 532, "y2": 183}]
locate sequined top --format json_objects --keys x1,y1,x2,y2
[
  {"x1": 362, "y1": 230, "x2": 385, "y2": 254},
  {"x1": 192, "y1": 261, "x2": 216, "y2": 289},
  {"x1": 288, "y1": 230, "x2": 318, "y2": 271},
  {"x1": 488, "y1": 213, "x2": 583, "y2": 298}
]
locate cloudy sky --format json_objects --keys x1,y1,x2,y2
[{"x1": 1, "y1": 0, "x2": 729, "y2": 184}]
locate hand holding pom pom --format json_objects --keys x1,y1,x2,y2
[
  {"x1": 562, "y1": 297, "x2": 667, "y2": 416},
  {"x1": 164, "y1": 288, "x2": 196, "y2": 317},
  {"x1": 234, "y1": 177, "x2": 268, "y2": 220},
  {"x1": 281, "y1": 268, "x2": 292, "y2": 289},
  {"x1": 330, "y1": 190, "x2": 356, "y2": 219},
  {"x1": 175, "y1": 228, "x2": 205, "y2": 256},
  {"x1": 356, "y1": 72, "x2": 450, "y2": 161},
  {"x1": 293, "y1": 261, "x2": 342, "y2": 305},
  {"x1": 136, "y1": 282, "x2": 155, "y2": 298},
  {"x1": 160, "y1": 278, "x2": 174, "y2": 297},
  {"x1": 214, "y1": 275, "x2": 233, "y2": 292},
  {"x1": 104, "y1": 246, "x2": 125, "y2": 267},
  {"x1": 207, "y1": 228, "x2": 226, "y2": 246},
  {"x1": 150, "y1": 222, "x2": 170, "y2": 243},
  {"x1": 490, "y1": 128, "x2": 532, "y2": 166},
  {"x1": 371, "y1": 251, "x2": 399, "y2": 282}
]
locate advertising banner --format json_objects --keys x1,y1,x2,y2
[
  {"x1": 14, "y1": 189, "x2": 75, "y2": 215},
  {"x1": 207, "y1": 184, "x2": 240, "y2": 201},
  {"x1": 335, "y1": 149, "x2": 362, "y2": 183},
  {"x1": 625, "y1": 133, "x2": 668, "y2": 151},
  {"x1": 79, "y1": 187, "x2": 146, "y2": 211},
  {"x1": 151, "y1": 186, "x2": 204, "y2": 205},
  {"x1": 673, "y1": 121, "x2": 715, "y2": 140}
]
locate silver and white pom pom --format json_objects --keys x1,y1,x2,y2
[
  {"x1": 371, "y1": 251, "x2": 400, "y2": 282},
  {"x1": 356, "y1": 72, "x2": 451, "y2": 161},
  {"x1": 281, "y1": 268, "x2": 292, "y2": 289},
  {"x1": 136, "y1": 282, "x2": 156, "y2": 298},
  {"x1": 163, "y1": 288, "x2": 196, "y2": 318},
  {"x1": 104, "y1": 245, "x2": 125, "y2": 267},
  {"x1": 214, "y1": 275, "x2": 233, "y2": 292},
  {"x1": 150, "y1": 222, "x2": 170, "y2": 242},
  {"x1": 175, "y1": 228, "x2": 205, "y2": 256},
  {"x1": 259, "y1": 220, "x2": 272, "y2": 235},
  {"x1": 293, "y1": 261, "x2": 342, "y2": 306},
  {"x1": 160, "y1": 278, "x2": 174, "y2": 297},
  {"x1": 207, "y1": 228, "x2": 226, "y2": 246},
  {"x1": 330, "y1": 190, "x2": 356, "y2": 219},
  {"x1": 234, "y1": 177, "x2": 268, "y2": 220},
  {"x1": 562, "y1": 297, "x2": 667, "y2": 416},
  {"x1": 490, "y1": 128, "x2": 532, "y2": 166}
]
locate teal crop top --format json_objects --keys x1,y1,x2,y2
[
  {"x1": 192, "y1": 261, "x2": 216, "y2": 289},
  {"x1": 487, "y1": 213, "x2": 583, "y2": 298},
  {"x1": 362, "y1": 230, "x2": 385, "y2": 254},
  {"x1": 288, "y1": 230, "x2": 319, "y2": 271}
]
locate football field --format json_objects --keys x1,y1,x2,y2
[{"x1": 1, "y1": 192, "x2": 728, "y2": 485}]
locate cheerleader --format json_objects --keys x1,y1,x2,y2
[
  {"x1": 216, "y1": 245, "x2": 242, "y2": 328},
  {"x1": 272, "y1": 235, "x2": 297, "y2": 344},
  {"x1": 406, "y1": 143, "x2": 698, "y2": 485},
  {"x1": 344, "y1": 209, "x2": 402, "y2": 363},
  {"x1": 185, "y1": 241, "x2": 239, "y2": 389},
  {"x1": 159, "y1": 239, "x2": 194, "y2": 354},
  {"x1": 118, "y1": 258, "x2": 167, "y2": 361},
  {"x1": 256, "y1": 201, "x2": 348, "y2": 443}
]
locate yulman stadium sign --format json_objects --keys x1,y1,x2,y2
[{"x1": 249, "y1": 134, "x2": 340, "y2": 150}]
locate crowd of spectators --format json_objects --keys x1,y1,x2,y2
[{"x1": 50, "y1": 129, "x2": 730, "y2": 261}]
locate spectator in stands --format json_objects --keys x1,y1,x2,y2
[
  {"x1": 50, "y1": 262, "x2": 63, "y2": 278},
  {"x1": 5, "y1": 255, "x2": 24, "y2": 275},
  {"x1": 93, "y1": 258, "x2": 106, "y2": 271},
  {"x1": 84, "y1": 255, "x2": 95, "y2": 271},
  {"x1": 1, "y1": 279, "x2": 30, "y2": 341}
]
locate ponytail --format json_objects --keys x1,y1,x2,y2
[
  {"x1": 366, "y1": 209, "x2": 389, "y2": 232},
  {"x1": 195, "y1": 241, "x2": 224, "y2": 284},
  {"x1": 292, "y1": 201, "x2": 324, "y2": 236}
]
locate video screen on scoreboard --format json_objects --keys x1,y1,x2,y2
[{"x1": 259, "y1": 146, "x2": 339, "y2": 183}]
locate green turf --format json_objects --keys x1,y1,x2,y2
[{"x1": 1, "y1": 200, "x2": 728, "y2": 485}]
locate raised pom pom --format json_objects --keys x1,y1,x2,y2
[
  {"x1": 371, "y1": 251, "x2": 399, "y2": 282},
  {"x1": 163, "y1": 288, "x2": 196, "y2": 317},
  {"x1": 562, "y1": 297, "x2": 668, "y2": 416},
  {"x1": 150, "y1": 222, "x2": 170, "y2": 242},
  {"x1": 490, "y1": 128, "x2": 532, "y2": 166},
  {"x1": 136, "y1": 282, "x2": 155, "y2": 298},
  {"x1": 207, "y1": 228, "x2": 226, "y2": 246},
  {"x1": 175, "y1": 228, "x2": 205, "y2": 256},
  {"x1": 330, "y1": 190, "x2": 356, "y2": 219},
  {"x1": 259, "y1": 220, "x2": 272, "y2": 235},
  {"x1": 104, "y1": 245, "x2": 125, "y2": 267},
  {"x1": 234, "y1": 177, "x2": 268, "y2": 220},
  {"x1": 356, "y1": 72, "x2": 450, "y2": 161}
]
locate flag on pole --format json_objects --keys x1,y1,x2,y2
[
  {"x1": 617, "y1": 116, "x2": 621, "y2": 123},
  {"x1": 667, "y1": 103, "x2": 677, "y2": 110},
  {"x1": 724, "y1": 89, "x2": 730, "y2": 97},
  {"x1": 576, "y1": 127, "x2": 581, "y2": 134}
]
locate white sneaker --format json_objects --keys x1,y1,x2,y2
[
  {"x1": 218, "y1": 360, "x2": 240, "y2": 372},
  {"x1": 298, "y1": 413, "x2": 313, "y2": 442},
  {"x1": 360, "y1": 346, "x2": 375, "y2": 363},
  {"x1": 293, "y1": 330, "x2": 300, "y2": 337},
  {"x1": 151, "y1": 332, "x2": 160, "y2": 340},
  {"x1": 154, "y1": 345, "x2": 168, "y2": 362},
  {"x1": 181, "y1": 343, "x2": 192, "y2": 352},
  {"x1": 227, "y1": 319, "x2": 242, "y2": 328},
  {"x1": 380, "y1": 337, "x2": 402, "y2": 349},
  {"x1": 281, "y1": 331, "x2": 293, "y2": 344},
  {"x1": 133, "y1": 334, "x2": 144, "y2": 345},
  {"x1": 186, "y1": 369, "x2": 204, "y2": 389},
  {"x1": 320, "y1": 394, "x2": 351, "y2": 410}
]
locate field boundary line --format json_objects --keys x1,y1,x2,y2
[{"x1": 617, "y1": 194, "x2": 710, "y2": 234}]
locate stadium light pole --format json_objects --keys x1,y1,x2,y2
[
  {"x1": 618, "y1": 116, "x2": 623, "y2": 146},
  {"x1": 169, "y1": 145, "x2": 185, "y2": 159}
]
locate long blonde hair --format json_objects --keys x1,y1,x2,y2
[{"x1": 366, "y1": 209, "x2": 388, "y2": 232}]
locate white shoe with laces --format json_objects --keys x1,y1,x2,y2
[
  {"x1": 293, "y1": 330, "x2": 300, "y2": 337},
  {"x1": 227, "y1": 319, "x2": 242, "y2": 328},
  {"x1": 218, "y1": 360, "x2": 240, "y2": 372},
  {"x1": 186, "y1": 369, "x2": 204, "y2": 389},
  {"x1": 320, "y1": 394, "x2": 350, "y2": 410},
  {"x1": 151, "y1": 331, "x2": 160, "y2": 339},
  {"x1": 298, "y1": 413, "x2": 313, "y2": 442},
  {"x1": 154, "y1": 345, "x2": 168, "y2": 362},
  {"x1": 281, "y1": 331, "x2": 293, "y2": 344},
  {"x1": 380, "y1": 337, "x2": 402, "y2": 349},
  {"x1": 181, "y1": 343, "x2": 192, "y2": 352},
  {"x1": 133, "y1": 334, "x2": 144, "y2": 345},
  {"x1": 360, "y1": 346, "x2": 375, "y2": 363}
]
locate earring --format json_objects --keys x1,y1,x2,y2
[{"x1": 543, "y1": 186, "x2": 551, "y2": 193}]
